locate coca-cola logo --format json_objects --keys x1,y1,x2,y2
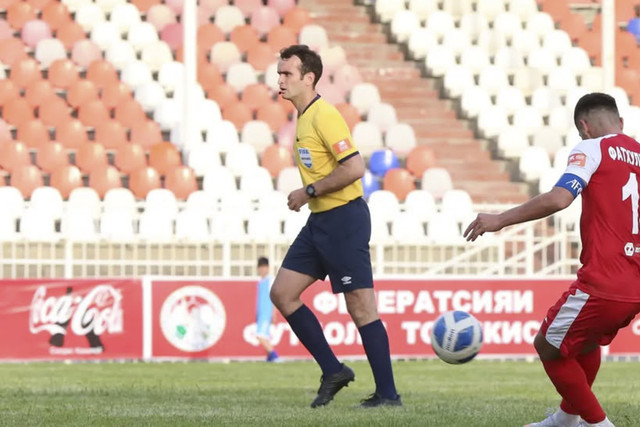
[{"x1": 29, "y1": 285, "x2": 123, "y2": 336}]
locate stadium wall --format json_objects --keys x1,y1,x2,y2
[{"x1": 2, "y1": 277, "x2": 638, "y2": 362}]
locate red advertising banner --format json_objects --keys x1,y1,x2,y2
[
  {"x1": 0, "y1": 279, "x2": 143, "y2": 360},
  {"x1": 148, "y1": 278, "x2": 576, "y2": 360}
]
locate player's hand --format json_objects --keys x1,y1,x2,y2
[
  {"x1": 287, "y1": 188, "x2": 309, "y2": 212},
  {"x1": 463, "y1": 213, "x2": 502, "y2": 242}
]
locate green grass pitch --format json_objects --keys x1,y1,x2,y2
[{"x1": 1, "y1": 360, "x2": 639, "y2": 426}]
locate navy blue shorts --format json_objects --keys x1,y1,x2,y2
[{"x1": 281, "y1": 197, "x2": 374, "y2": 294}]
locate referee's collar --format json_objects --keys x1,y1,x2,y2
[{"x1": 299, "y1": 94, "x2": 321, "y2": 118}]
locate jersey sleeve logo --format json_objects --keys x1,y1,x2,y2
[
  {"x1": 332, "y1": 139, "x2": 352, "y2": 155},
  {"x1": 568, "y1": 153, "x2": 586, "y2": 167},
  {"x1": 298, "y1": 147, "x2": 312, "y2": 168}
]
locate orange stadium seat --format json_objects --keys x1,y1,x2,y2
[
  {"x1": 260, "y1": 144, "x2": 293, "y2": 178},
  {"x1": 55, "y1": 118, "x2": 88, "y2": 150},
  {"x1": 247, "y1": 42, "x2": 276, "y2": 72},
  {"x1": 267, "y1": 25, "x2": 297, "y2": 54},
  {"x1": 148, "y1": 141, "x2": 182, "y2": 175},
  {"x1": 406, "y1": 145, "x2": 437, "y2": 178},
  {"x1": 36, "y1": 141, "x2": 69, "y2": 173},
  {"x1": 200, "y1": 0, "x2": 226, "y2": 16},
  {"x1": 114, "y1": 143, "x2": 147, "y2": 173},
  {"x1": 0, "y1": 0, "x2": 20, "y2": 12},
  {"x1": 24, "y1": 79, "x2": 55, "y2": 108},
  {"x1": 0, "y1": 119, "x2": 12, "y2": 144},
  {"x1": 41, "y1": 0, "x2": 71, "y2": 31},
  {"x1": 3, "y1": 97, "x2": 34, "y2": 126},
  {"x1": 7, "y1": 1, "x2": 36, "y2": 30},
  {"x1": 130, "y1": 119, "x2": 163, "y2": 149},
  {"x1": 276, "y1": 94, "x2": 295, "y2": 116},
  {"x1": 197, "y1": 61, "x2": 224, "y2": 92},
  {"x1": 10, "y1": 57, "x2": 42, "y2": 89},
  {"x1": 164, "y1": 165, "x2": 198, "y2": 200},
  {"x1": 0, "y1": 19, "x2": 12, "y2": 39},
  {"x1": 335, "y1": 103, "x2": 361, "y2": 131},
  {"x1": 88, "y1": 164, "x2": 122, "y2": 198},
  {"x1": 78, "y1": 99, "x2": 110, "y2": 128},
  {"x1": 282, "y1": 7, "x2": 311, "y2": 34},
  {"x1": 197, "y1": 23, "x2": 225, "y2": 55},
  {"x1": 86, "y1": 59, "x2": 120, "y2": 89},
  {"x1": 0, "y1": 79, "x2": 21, "y2": 107},
  {"x1": 17, "y1": 118, "x2": 50, "y2": 149},
  {"x1": 0, "y1": 38, "x2": 28, "y2": 66},
  {"x1": 114, "y1": 98, "x2": 147, "y2": 129},
  {"x1": 48, "y1": 58, "x2": 79, "y2": 89},
  {"x1": 56, "y1": 21, "x2": 86, "y2": 50},
  {"x1": 0, "y1": 140, "x2": 31, "y2": 172},
  {"x1": 26, "y1": 0, "x2": 52, "y2": 12},
  {"x1": 222, "y1": 100, "x2": 253, "y2": 129},
  {"x1": 50, "y1": 164, "x2": 82, "y2": 198},
  {"x1": 66, "y1": 79, "x2": 99, "y2": 109},
  {"x1": 207, "y1": 83, "x2": 240, "y2": 110},
  {"x1": 10, "y1": 164, "x2": 43, "y2": 198},
  {"x1": 242, "y1": 83, "x2": 273, "y2": 112},
  {"x1": 230, "y1": 24, "x2": 260, "y2": 53},
  {"x1": 383, "y1": 168, "x2": 416, "y2": 202},
  {"x1": 95, "y1": 119, "x2": 128, "y2": 150},
  {"x1": 131, "y1": 0, "x2": 161, "y2": 13},
  {"x1": 101, "y1": 80, "x2": 133, "y2": 109},
  {"x1": 257, "y1": 101, "x2": 288, "y2": 132},
  {"x1": 39, "y1": 93, "x2": 71, "y2": 127},
  {"x1": 71, "y1": 39, "x2": 103, "y2": 68},
  {"x1": 235, "y1": 0, "x2": 262, "y2": 17},
  {"x1": 616, "y1": 30, "x2": 640, "y2": 66},
  {"x1": 129, "y1": 166, "x2": 161, "y2": 198},
  {"x1": 75, "y1": 142, "x2": 108, "y2": 173}
]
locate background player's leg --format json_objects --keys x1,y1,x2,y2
[
  {"x1": 271, "y1": 267, "x2": 342, "y2": 376},
  {"x1": 345, "y1": 288, "x2": 399, "y2": 401}
]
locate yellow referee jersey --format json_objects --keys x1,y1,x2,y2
[{"x1": 294, "y1": 96, "x2": 363, "y2": 213}]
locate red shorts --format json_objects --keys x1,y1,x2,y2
[{"x1": 540, "y1": 280, "x2": 640, "y2": 357}]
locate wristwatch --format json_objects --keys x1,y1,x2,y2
[{"x1": 305, "y1": 184, "x2": 317, "y2": 198}]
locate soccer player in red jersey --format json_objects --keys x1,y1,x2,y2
[{"x1": 465, "y1": 93, "x2": 640, "y2": 427}]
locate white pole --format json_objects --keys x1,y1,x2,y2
[
  {"x1": 601, "y1": 0, "x2": 615, "y2": 92},
  {"x1": 182, "y1": 0, "x2": 197, "y2": 151}
]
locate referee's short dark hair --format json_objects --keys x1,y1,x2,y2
[
  {"x1": 280, "y1": 44, "x2": 323, "y2": 88},
  {"x1": 257, "y1": 256, "x2": 269, "y2": 267}
]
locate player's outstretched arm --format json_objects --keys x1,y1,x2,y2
[{"x1": 464, "y1": 186, "x2": 575, "y2": 241}]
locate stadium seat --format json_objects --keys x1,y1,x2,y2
[
  {"x1": 0, "y1": 186, "x2": 26, "y2": 223},
  {"x1": 335, "y1": 103, "x2": 361, "y2": 132},
  {"x1": 165, "y1": 166, "x2": 198, "y2": 201},
  {"x1": 120, "y1": 60, "x2": 153, "y2": 90},
  {"x1": 35, "y1": 92, "x2": 70, "y2": 127},
  {"x1": 3, "y1": 97, "x2": 34, "y2": 126},
  {"x1": 512, "y1": 67, "x2": 544, "y2": 97},
  {"x1": 406, "y1": 145, "x2": 437, "y2": 178},
  {"x1": 349, "y1": 83, "x2": 381, "y2": 116},
  {"x1": 29, "y1": 186, "x2": 64, "y2": 220},
  {"x1": 75, "y1": 3, "x2": 105, "y2": 32},
  {"x1": 383, "y1": 168, "x2": 416, "y2": 202},
  {"x1": 530, "y1": 87, "x2": 563, "y2": 116},
  {"x1": 110, "y1": 3, "x2": 141, "y2": 35},
  {"x1": 267, "y1": 25, "x2": 297, "y2": 54},
  {"x1": 421, "y1": 167, "x2": 453, "y2": 200},
  {"x1": 441, "y1": 189, "x2": 474, "y2": 223},
  {"x1": 230, "y1": 24, "x2": 259, "y2": 54},
  {"x1": 424, "y1": 45, "x2": 455, "y2": 77},
  {"x1": 86, "y1": 59, "x2": 119, "y2": 90},
  {"x1": 239, "y1": 166, "x2": 274, "y2": 200},
  {"x1": 247, "y1": 210, "x2": 283, "y2": 241},
  {"x1": 77, "y1": 99, "x2": 110, "y2": 128},
  {"x1": 10, "y1": 57, "x2": 42, "y2": 90},
  {"x1": 186, "y1": 143, "x2": 221, "y2": 177},
  {"x1": 532, "y1": 127, "x2": 564, "y2": 157},
  {"x1": 160, "y1": 22, "x2": 182, "y2": 51},
  {"x1": 10, "y1": 164, "x2": 44, "y2": 198},
  {"x1": 17, "y1": 119, "x2": 50, "y2": 149},
  {"x1": 519, "y1": 146, "x2": 551, "y2": 182},
  {"x1": 66, "y1": 79, "x2": 99, "y2": 109},
  {"x1": 185, "y1": 189, "x2": 217, "y2": 216},
  {"x1": 129, "y1": 119, "x2": 162, "y2": 150},
  {"x1": 391, "y1": 212, "x2": 426, "y2": 243},
  {"x1": 404, "y1": 189, "x2": 437, "y2": 222},
  {"x1": 352, "y1": 122, "x2": 383, "y2": 157},
  {"x1": 240, "y1": 120, "x2": 274, "y2": 155},
  {"x1": 385, "y1": 123, "x2": 417, "y2": 156},
  {"x1": 67, "y1": 187, "x2": 101, "y2": 218},
  {"x1": 361, "y1": 169, "x2": 380, "y2": 200},
  {"x1": 0, "y1": 80, "x2": 21, "y2": 108},
  {"x1": 0, "y1": 141, "x2": 30, "y2": 173},
  {"x1": 257, "y1": 189, "x2": 289, "y2": 221},
  {"x1": 202, "y1": 165, "x2": 236, "y2": 200},
  {"x1": 102, "y1": 187, "x2": 135, "y2": 216},
  {"x1": 114, "y1": 98, "x2": 148, "y2": 129},
  {"x1": 223, "y1": 101, "x2": 253, "y2": 130},
  {"x1": 99, "y1": 209, "x2": 135, "y2": 240},
  {"x1": 36, "y1": 141, "x2": 69, "y2": 174},
  {"x1": 276, "y1": 166, "x2": 302, "y2": 195},
  {"x1": 282, "y1": 6, "x2": 310, "y2": 33},
  {"x1": 35, "y1": 38, "x2": 67, "y2": 70},
  {"x1": 512, "y1": 106, "x2": 544, "y2": 137},
  {"x1": 225, "y1": 143, "x2": 259, "y2": 178},
  {"x1": 0, "y1": 38, "x2": 28, "y2": 67},
  {"x1": 226, "y1": 62, "x2": 259, "y2": 93},
  {"x1": 257, "y1": 102, "x2": 288, "y2": 132},
  {"x1": 113, "y1": 143, "x2": 146, "y2": 175},
  {"x1": 7, "y1": 1, "x2": 37, "y2": 30},
  {"x1": 427, "y1": 213, "x2": 464, "y2": 245},
  {"x1": 369, "y1": 149, "x2": 399, "y2": 177},
  {"x1": 214, "y1": 5, "x2": 244, "y2": 34},
  {"x1": 135, "y1": 81, "x2": 166, "y2": 114},
  {"x1": 20, "y1": 206, "x2": 58, "y2": 241},
  {"x1": 61, "y1": 208, "x2": 98, "y2": 241},
  {"x1": 247, "y1": 42, "x2": 276, "y2": 72},
  {"x1": 129, "y1": 166, "x2": 161, "y2": 199},
  {"x1": 95, "y1": 119, "x2": 128, "y2": 150},
  {"x1": 443, "y1": 65, "x2": 475, "y2": 98},
  {"x1": 367, "y1": 189, "x2": 400, "y2": 224},
  {"x1": 477, "y1": 106, "x2": 509, "y2": 139},
  {"x1": 48, "y1": 58, "x2": 79, "y2": 89},
  {"x1": 547, "y1": 66, "x2": 577, "y2": 96},
  {"x1": 76, "y1": 143, "x2": 108, "y2": 174},
  {"x1": 367, "y1": 102, "x2": 398, "y2": 133},
  {"x1": 105, "y1": 40, "x2": 137, "y2": 71},
  {"x1": 146, "y1": 3, "x2": 175, "y2": 31},
  {"x1": 407, "y1": 28, "x2": 438, "y2": 60},
  {"x1": 148, "y1": 142, "x2": 182, "y2": 176},
  {"x1": 55, "y1": 118, "x2": 88, "y2": 150},
  {"x1": 391, "y1": 9, "x2": 420, "y2": 44},
  {"x1": 210, "y1": 211, "x2": 247, "y2": 240},
  {"x1": 497, "y1": 126, "x2": 529, "y2": 159},
  {"x1": 219, "y1": 191, "x2": 253, "y2": 220},
  {"x1": 42, "y1": 1, "x2": 72, "y2": 31},
  {"x1": 140, "y1": 41, "x2": 173, "y2": 74},
  {"x1": 175, "y1": 209, "x2": 210, "y2": 241},
  {"x1": 50, "y1": 165, "x2": 82, "y2": 199},
  {"x1": 144, "y1": 187, "x2": 178, "y2": 219}
]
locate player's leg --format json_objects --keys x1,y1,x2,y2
[
  {"x1": 255, "y1": 319, "x2": 279, "y2": 361},
  {"x1": 343, "y1": 288, "x2": 401, "y2": 407}
]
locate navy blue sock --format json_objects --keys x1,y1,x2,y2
[
  {"x1": 359, "y1": 319, "x2": 398, "y2": 399},
  {"x1": 285, "y1": 304, "x2": 342, "y2": 376}
]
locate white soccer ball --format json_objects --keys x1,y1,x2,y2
[{"x1": 430, "y1": 310, "x2": 483, "y2": 364}]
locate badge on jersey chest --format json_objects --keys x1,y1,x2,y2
[{"x1": 298, "y1": 147, "x2": 312, "y2": 168}]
